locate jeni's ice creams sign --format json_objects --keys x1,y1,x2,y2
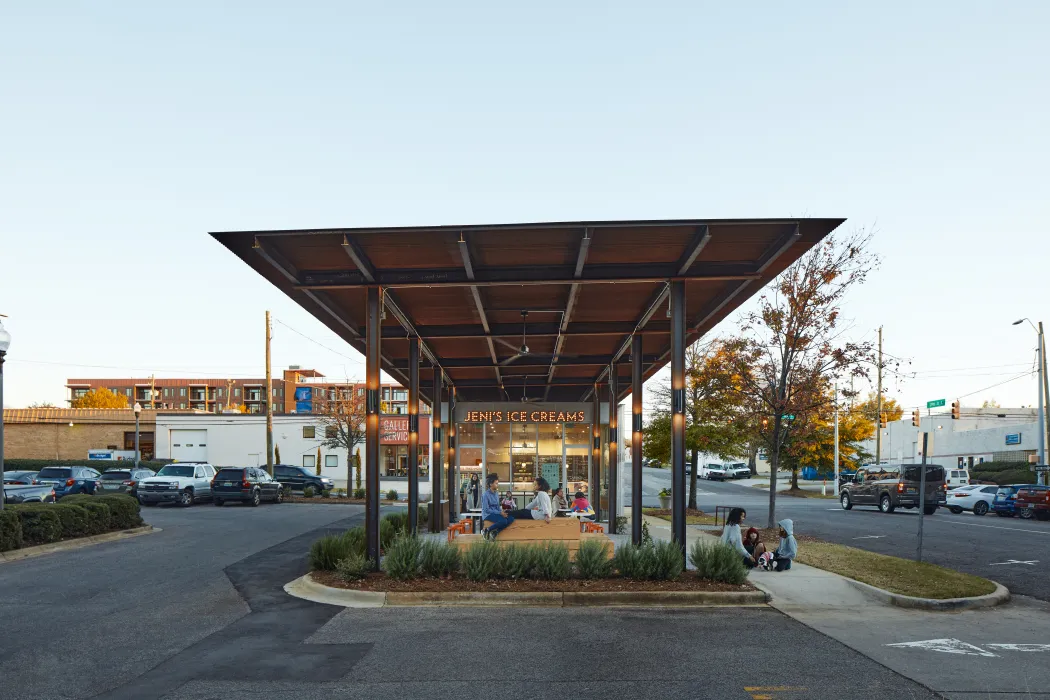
[{"x1": 462, "y1": 410, "x2": 586, "y2": 423}]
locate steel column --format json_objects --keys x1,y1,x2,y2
[
  {"x1": 407, "y1": 336, "x2": 420, "y2": 535},
  {"x1": 607, "y1": 365, "x2": 618, "y2": 534},
  {"x1": 447, "y1": 386, "x2": 457, "y2": 523},
  {"x1": 631, "y1": 334, "x2": 643, "y2": 545},
  {"x1": 365, "y1": 287, "x2": 382, "y2": 569},
  {"x1": 0, "y1": 351, "x2": 5, "y2": 510},
  {"x1": 591, "y1": 384, "x2": 600, "y2": 521},
  {"x1": 431, "y1": 366, "x2": 443, "y2": 531},
  {"x1": 670, "y1": 280, "x2": 687, "y2": 561}
]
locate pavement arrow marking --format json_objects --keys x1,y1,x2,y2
[
  {"x1": 988, "y1": 559, "x2": 1038, "y2": 566},
  {"x1": 885, "y1": 638, "x2": 997, "y2": 657}
]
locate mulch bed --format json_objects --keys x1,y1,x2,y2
[{"x1": 312, "y1": 570, "x2": 755, "y2": 593}]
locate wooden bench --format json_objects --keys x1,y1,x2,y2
[{"x1": 455, "y1": 517, "x2": 613, "y2": 559}]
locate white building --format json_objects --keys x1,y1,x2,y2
[
  {"x1": 155, "y1": 412, "x2": 432, "y2": 497},
  {"x1": 861, "y1": 407, "x2": 1044, "y2": 468}
]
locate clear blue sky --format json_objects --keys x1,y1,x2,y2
[{"x1": 1, "y1": 1, "x2": 1048, "y2": 414}]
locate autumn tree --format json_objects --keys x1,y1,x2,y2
[
  {"x1": 315, "y1": 386, "x2": 367, "y2": 487},
  {"x1": 729, "y1": 230, "x2": 878, "y2": 527},
  {"x1": 71, "y1": 388, "x2": 129, "y2": 409},
  {"x1": 857, "y1": 392, "x2": 903, "y2": 424},
  {"x1": 29, "y1": 401, "x2": 56, "y2": 408},
  {"x1": 782, "y1": 385, "x2": 876, "y2": 479},
  {"x1": 644, "y1": 339, "x2": 751, "y2": 509}
]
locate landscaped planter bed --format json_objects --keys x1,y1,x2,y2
[{"x1": 312, "y1": 570, "x2": 756, "y2": 593}]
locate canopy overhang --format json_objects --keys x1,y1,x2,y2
[{"x1": 211, "y1": 218, "x2": 845, "y2": 403}]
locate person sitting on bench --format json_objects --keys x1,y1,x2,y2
[
  {"x1": 506, "y1": 477, "x2": 553, "y2": 523},
  {"x1": 570, "y1": 491, "x2": 594, "y2": 520},
  {"x1": 551, "y1": 485, "x2": 570, "y2": 514},
  {"x1": 481, "y1": 474, "x2": 515, "y2": 541}
]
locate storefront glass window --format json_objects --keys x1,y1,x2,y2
[
  {"x1": 564, "y1": 422, "x2": 590, "y2": 445},
  {"x1": 566, "y1": 446, "x2": 589, "y2": 494},
  {"x1": 510, "y1": 423, "x2": 537, "y2": 490},
  {"x1": 458, "y1": 422, "x2": 483, "y2": 445},
  {"x1": 485, "y1": 423, "x2": 511, "y2": 485}
]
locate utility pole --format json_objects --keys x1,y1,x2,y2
[
  {"x1": 265, "y1": 310, "x2": 274, "y2": 476},
  {"x1": 1041, "y1": 324, "x2": 1049, "y2": 484},
  {"x1": 875, "y1": 326, "x2": 883, "y2": 466},
  {"x1": 833, "y1": 382, "x2": 840, "y2": 496},
  {"x1": 149, "y1": 374, "x2": 156, "y2": 410}
]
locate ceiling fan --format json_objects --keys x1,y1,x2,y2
[{"x1": 499, "y1": 311, "x2": 533, "y2": 366}]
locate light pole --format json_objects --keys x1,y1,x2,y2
[
  {"x1": 0, "y1": 317, "x2": 11, "y2": 511},
  {"x1": 1014, "y1": 320, "x2": 1046, "y2": 482},
  {"x1": 133, "y1": 402, "x2": 142, "y2": 468}
]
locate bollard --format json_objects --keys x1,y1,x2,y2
[{"x1": 822, "y1": 480, "x2": 827, "y2": 496}]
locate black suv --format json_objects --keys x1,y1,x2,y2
[
  {"x1": 212, "y1": 467, "x2": 284, "y2": 507},
  {"x1": 273, "y1": 464, "x2": 334, "y2": 493}
]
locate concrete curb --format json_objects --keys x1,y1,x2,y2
[
  {"x1": 842, "y1": 577, "x2": 1011, "y2": 611},
  {"x1": 285, "y1": 573, "x2": 770, "y2": 608},
  {"x1": 0, "y1": 525, "x2": 157, "y2": 564}
]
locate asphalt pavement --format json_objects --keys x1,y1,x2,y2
[{"x1": 0, "y1": 500, "x2": 938, "y2": 700}]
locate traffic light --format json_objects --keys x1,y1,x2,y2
[
  {"x1": 951, "y1": 400, "x2": 960, "y2": 420},
  {"x1": 761, "y1": 417, "x2": 769, "y2": 429},
  {"x1": 911, "y1": 409, "x2": 921, "y2": 427}
]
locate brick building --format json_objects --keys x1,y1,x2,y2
[
  {"x1": 65, "y1": 367, "x2": 427, "y2": 417},
  {"x1": 2, "y1": 408, "x2": 158, "y2": 461}
]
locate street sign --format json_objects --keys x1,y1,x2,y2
[
  {"x1": 1034, "y1": 466, "x2": 1050, "y2": 473},
  {"x1": 783, "y1": 414, "x2": 795, "y2": 420},
  {"x1": 927, "y1": 399, "x2": 946, "y2": 409}
]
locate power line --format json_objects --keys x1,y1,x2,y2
[
  {"x1": 272, "y1": 317, "x2": 362, "y2": 365},
  {"x1": 956, "y1": 370, "x2": 1036, "y2": 400}
]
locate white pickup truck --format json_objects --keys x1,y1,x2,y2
[
  {"x1": 137, "y1": 463, "x2": 216, "y2": 506},
  {"x1": 698, "y1": 464, "x2": 728, "y2": 481}
]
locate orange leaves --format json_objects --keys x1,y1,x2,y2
[{"x1": 70, "y1": 388, "x2": 129, "y2": 409}]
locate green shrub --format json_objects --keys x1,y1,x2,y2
[
  {"x1": 651, "y1": 540, "x2": 684, "y2": 581},
  {"x1": 574, "y1": 539, "x2": 613, "y2": 579},
  {"x1": 534, "y1": 542, "x2": 571, "y2": 580},
  {"x1": 335, "y1": 554, "x2": 372, "y2": 581},
  {"x1": 417, "y1": 504, "x2": 429, "y2": 530},
  {"x1": 968, "y1": 461, "x2": 1027, "y2": 474},
  {"x1": 383, "y1": 536, "x2": 422, "y2": 580},
  {"x1": 13, "y1": 507, "x2": 62, "y2": 546},
  {"x1": 463, "y1": 541, "x2": 502, "y2": 581},
  {"x1": 321, "y1": 489, "x2": 332, "y2": 498},
  {"x1": 93, "y1": 495, "x2": 142, "y2": 529},
  {"x1": 76, "y1": 502, "x2": 112, "y2": 535},
  {"x1": 419, "y1": 540, "x2": 460, "y2": 577},
  {"x1": 385, "y1": 489, "x2": 399, "y2": 501},
  {"x1": 303, "y1": 486, "x2": 315, "y2": 498},
  {"x1": 613, "y1": 543, "x2": 659, "y2": 580},
  {"x1": 2, "y1": 458, "x2": 169, "y2": 471},
  {"x1": 689, "y1": 541, "x2": 748, "y2": 585},
  {"x1": 973, "y1": 467, "x2": 1036, "y2": 486},
  {"x1": 0, "y1": 510, "x2": 23, "y2": 551},
  {"x1": 310, "y1": 528, "x2": 366, "y2": 571},
  {"x1": 45, "y1": 503, "x2": 90, "y2": 539},
  {"x1": 353, "y1": 488, "x2": 366, "y2": 499},
  {"x1": 384, "y1": 511, "x2": 409, "y2": 537},
  {"x1": 500, "y1": 544, "x2": 541, "y2": 579}
]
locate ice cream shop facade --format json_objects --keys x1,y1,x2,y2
[{"x1": 212, "y1": 217, "x2": 842, "y2": 566}]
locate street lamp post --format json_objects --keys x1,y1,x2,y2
[
  {"x1": 133, "y1": 402, "x2": 142, "y2": 469},
  {"x1": 1013, "y1": 319, "x2": 1047, "y2": 479},
  {"x1": 0, "y1": 318, "x2": 12, "y2": 511}
]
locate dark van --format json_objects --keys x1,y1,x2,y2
[{"x1": 839, "y1": 464, "x2": 947, "y2": 515}]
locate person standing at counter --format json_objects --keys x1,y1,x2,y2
[{"x1": 506, "y1": 477, "x2": 553, "y2": 523}]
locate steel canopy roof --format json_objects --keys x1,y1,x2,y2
[{"x1": 211, "y1": 218, "x2": 844, "y2": 404}]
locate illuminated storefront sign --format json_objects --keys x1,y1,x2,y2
[{"x1": 463, "y1": 410, "x2": 586, "y2": 423}]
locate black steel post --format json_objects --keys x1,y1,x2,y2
[
  {"x1": 430, "y1": 367, "x2": 443, "y2": 532},
  {"x1": 0, "y1": 351, "x2": 5, "y2": 510},
  {"x1": 365, "y1": 287, "x2": 382, "y2": 569},
  {"x1": 608, "y1": 365, "x2": 618, "y2": 534},
  {"x1": 407, "y1": 336, "x2": 419, "y2": 535},
  {"x1": 631, "y1": 334, "x2": 643, "y2": 545},
  {"x1": 670, "y1": 280, "x2": 687, "y2": 561},
  {"x1": 134, "y1": 411, "x2": 140, "y2": 469},
  {"x1": 591, "y1": 384, "x2": 600, "y2": 521},
  {"x1": 447, "y1": 385, "x2": 457, "y2": 523}
]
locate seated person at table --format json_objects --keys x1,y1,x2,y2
[
  {"x1": 551, "y1": 486, "x2": 570, "y2": 513},
  {"x1": 481, "y1": 474, "x2": 514, "y2": 541},
  {"x1": 501, "y1": 491, "x2": 515, "y2": 511},
  {"x1": 505, "y1": 477, "x2": 553, "y2": 523},
  {"x1": 570, "y1": 491, "x2": 594, "y2": 519}
]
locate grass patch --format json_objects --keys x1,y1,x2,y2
[
  {"x1": 642, "y1": 508, "x2": 717, "y2": 525},
  {"x1": 796, "y1": 541, "x2": 997, "y2": 599}
]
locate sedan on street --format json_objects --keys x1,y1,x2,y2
[
  {"x1": 947, "y1": 484, "x2": 1000, "y2": 516},
  {"x1": 34, "y1": 466, "x2": 104, "y2": 499}
]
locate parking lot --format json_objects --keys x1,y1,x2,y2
[{"x1": 0, "y1": 501, "x2": 941, "y2": 700}]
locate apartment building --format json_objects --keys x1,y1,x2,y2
[{"x1": 66, "y1": 366, "x2": 427, "y2": 417}]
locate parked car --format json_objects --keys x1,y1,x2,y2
[
  {"x1": 699, "y1": 464, "x2": 728, "y2": 481},
  {"x1": 992, "y1": 484, "x2": 1028, "y2": 517},
  {"x1": 1013, "y1": 484, "x2": 1050, "y2": 520},
  {"x1": 2, "y1": 470, "x2": 39, "y2": 485},
  {"x1": 99, "y1": 468, "x2": 157, "y2": 500},
  {"x1": 273, "y1": 464, "x2": 334, "y2": 493},
  {"x1": 727, "y1": 463, "x2": 751, "y2": 479},
  {"x1": 3, "y1": 484, "x2": 56, "y2": 504},
  {"x1": 947, "y1": 484, "x2": 999, "y2": 516},
  {"x1": 946, "y1": 468, "x2": 971, "y2": 489},
  {"x1": 839, "y1": 464, "x2": 947, "y2": 515},
  {"x1": 212, "y1": 467, "x2": 284, "y2": 507},
  {"x1": 138, "y1": 463, "x2": 216, "y2": 506},
  {"x1": 34, "y1": 466, "x2": 104, "y2": 499}
]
